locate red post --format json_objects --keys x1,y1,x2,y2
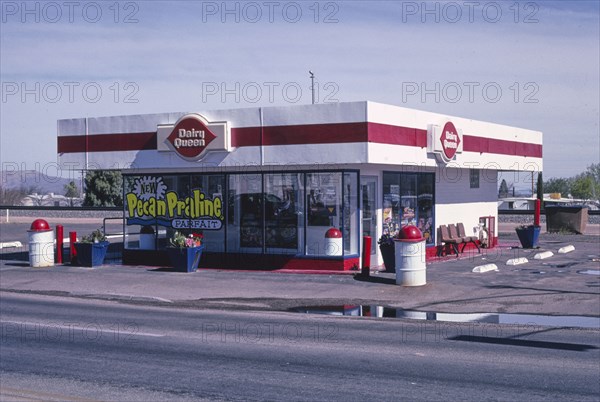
[
  {"x1": 56, "y1": 225, "x2": 63, "y2": 264},
  {"x1": 69, "y1": 231, "x2": 77, "y2": 264},
  {"x1": 362, "y1": 236, "x2": 372, "y2": 276},
  {"x1": 534, "y1": 199, "x2": 541, "y2": 227}
]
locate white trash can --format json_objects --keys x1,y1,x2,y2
[
  {"x1": 324, "y1": 228, "x2": 343, "y2": 256},
  {"x1": 28, "y1": 219, "x2": 54, "y2": 268},
  {"x1": 394, "y1": 225, "x2": 426, "y2": 286}
]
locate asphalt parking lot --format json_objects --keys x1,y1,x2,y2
[{"x1": 1, "y1": 218, "x2": 598, "y2": 318}]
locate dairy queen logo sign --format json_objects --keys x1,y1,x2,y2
[
  {"x1": 167, "y1": 117, "x2": 217, "y2": 159},
  {"x1": 157, "y1": 114, "x2": 231, "y2": 161},
  {"x1": 440, "y1": 122, "x2": 461, "y2": 161},
  {"x1": 427, "y1": 121, "x2": 463, "y2": 163}
]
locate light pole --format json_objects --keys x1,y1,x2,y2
[{"x1": 309, "y1": 70, "x2": 315, "y2": 104}]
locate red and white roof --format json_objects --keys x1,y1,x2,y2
[{"x1": 57, "y1": 101, "x2": 542, "y2": 172}]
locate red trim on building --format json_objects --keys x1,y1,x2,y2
[
  {"x1": 58, "y1": 123, "x2": 541, "y2": 158},
  {"x1": 368, "y1": 123, "x2": 428, "y2": 147},
  {"x1": 262, "y1": 122, "x2": 368, "y2": 145},
  {"x1": 463, "y1": 135, "x2": 542, "y2": 158},
  {"x1": 230, "y1": 126, "x2": 262, "y2": 147},
  {"x1": 123, "y1": 249, "x2": 358, "y2": 271},
  {"x1": 58, "y1": 132, "x2": 156, "y2": 153}
]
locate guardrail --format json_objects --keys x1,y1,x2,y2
[
  {"x1": 499, "y1": 209, "x2": 599, "y2": 216},
  {"x1": 0, "y1": 205, "x2": 121, "y2": 211},
  {"x1": 103, "y1": 217, "x2": 124, "y2": 237}
]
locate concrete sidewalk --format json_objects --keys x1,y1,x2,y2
[{"x1": 1, "y1": 231, "x2": 598, "y2": 317}]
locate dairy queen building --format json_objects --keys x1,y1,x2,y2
[{"x1": 57, "y1": 101, "x2": 543, "y2": 270}]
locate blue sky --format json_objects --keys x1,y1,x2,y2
[{"x1": 1, "y1": 0, "x2": 598, "y2": 188}]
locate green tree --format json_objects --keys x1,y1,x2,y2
[
  {"x1": 586, "y1": 163, "x2": 600, "y2": 184},
  {"x1": 584, "y1": 163, "x2": 599, "y2": 199},
  {"x1": 543, "y1": 177, "x2": 571, "y2": 196},
  {"x1": 83, "y1": 171, "x2": 123, "y2": 207},
  {"x1": 570, "y1": 173, "x2": 596, "y2": 200},
  {"x1": 498, "y1": 179, "x2": 509, "y2": 198},
  {"x1": 64, "y1": 181, "x2": 80, "y2": 206}
]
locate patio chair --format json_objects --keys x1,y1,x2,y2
[
  {"x1": 438, "y1": 224, "x2": 462, "y2": 257},
  {"x1": 457, "y1": 222, "x2": 481, "y2": 253}
]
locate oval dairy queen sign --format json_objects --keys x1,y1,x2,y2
[
  {"x1": 157, "y1": 113, "x2": 231, "y2": 161},
  {"x1": 427, "y1": 121, "x2": 463, "y2": 163},
  {"x1": 167, "y1": 115, "x2": 217, "y2": 159},
  {"x1": 440, "y1": 122, "x2": 461, "y2": 161}
]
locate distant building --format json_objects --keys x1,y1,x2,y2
[{"x1": 21, "y1": 193, "x2": 83, "y2": 207}]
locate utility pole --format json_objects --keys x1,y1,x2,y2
[{"x1": 309, "y1": 70, "x2": 315, "y2": 104}]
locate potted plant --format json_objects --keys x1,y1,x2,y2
[
  {"x1": 73, "y1": 229, "x2": 109, "y2": 267},
  {"x1": 378, "y1": 222, "x2": 399, "y2": 273},
  {"x1": 515, "y1": 224, "x2": 541, "y2": 249},
  {"x1": 166, "y1": 231, "x2": 204, "y2": 272}
]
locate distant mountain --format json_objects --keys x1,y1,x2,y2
[{"x1": 1, "y1": 170, "x2": 75, "y2": 195}]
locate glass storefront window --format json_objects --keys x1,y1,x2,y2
[
  {"x1": 191, "y1": 174, "x2": 225, "y2": 252},
  {"x1": 227, "y1": 173, "x2": 263, "y2": 253},
  {"x1": 306, "y1": 172, "x2": 342, "y2": 255},
  {"x1": 383, "y1": 172, "x2": 435, "y2": 245},
  {"x1": 124, "y1": 174, "x2": 226, "y2": 250},
  {"x1": 125, "y1": 170, "x2": 359, "y2": 257},
  {"x1": 417, "y1": 174, "x2": 434, "y2": 244},
  {"x1": 343, "y1": 172, "x2": 359, "y2": 255},
  {"x1": 264, "y1": 173, "x2": 304, "y2": 254}
]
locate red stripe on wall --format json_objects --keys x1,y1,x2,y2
[
  {"x1": 368, "y1": 123, "x2": 427, "y2": 147},
  {"x1": 232, "y1": 122, "x2": 368, "y2": 146},
  {"x1": 57, "y1": 136, "x2": 86, "y2": 153},
  {"x1": 261, "y1": 122, "x2": 368, "y2": 146},
  {"x1": 463, "y1": 135, "x2": 542, "y2": 158},
  {"x1": 58, "y1": 132, "x2": 156, "y2": 153},
  {"x1": 57, "y1": 123, "x2": 541, "y2": 158},
  {"x1": 230, "y1": 127, "x2": 261, "y2": 147}
]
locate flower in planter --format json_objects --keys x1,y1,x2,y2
[
  {"x1": 516, "y1": 224, "x2": 541, "y2": 230},
  {"x1": 79, "y1": 228, "x2": 107, "y2": 243},
  {"x1": 170, "y1": 231, "x2": 203, "y2": 248}
]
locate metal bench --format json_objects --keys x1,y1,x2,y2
[
  {"x1": 457, "y1": 222, "x2": 481, "y2": 253},
  {"x1": 437, "y1": 224, "x2": 463, "y2": 257}
]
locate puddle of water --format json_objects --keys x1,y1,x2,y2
[
  {"x1": 292, "y1": 306, "x2": 600, "y2": 329},
  {"x1": 578, "y1": 270, "x2": 600, "y2": 276},
  {"x1": 544, "y1": 262, "x2": 579, "y2": 269}
]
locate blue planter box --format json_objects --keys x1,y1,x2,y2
[
  {"x1": 515, "y1": 226, "x2": 541, "y2": 249},
  {"x1": 167, "y1": 246, "x2": 204, "y2": 272},
  {"x1": 73, "y1": 241, "x2": 110, "y2": 267}
]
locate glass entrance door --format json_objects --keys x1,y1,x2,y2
[{"x1": 360, "y1": 176, "x2": 377, "y2": 255}]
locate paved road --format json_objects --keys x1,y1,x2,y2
[{"x1": 1, "y1": 293, "x2": 599, "y2": 401}]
